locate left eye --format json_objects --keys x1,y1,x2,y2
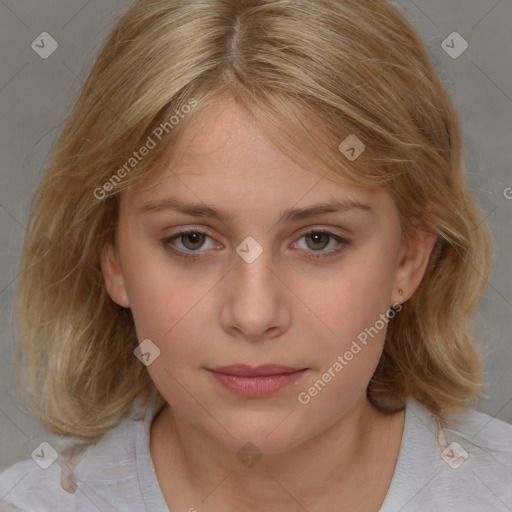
[
  {"x1": 292, "y1": 231, "x2": 344, "y2": 252},
  {"x1": 162, "y1": 229, "x2": 348, "y2": 260}
]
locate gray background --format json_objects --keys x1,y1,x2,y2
[{"x1": 0, "y1": 0, "x2": 511, "y2": 471}]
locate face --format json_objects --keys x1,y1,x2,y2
[{"x1": 102, "y1": 98, "x2": 433, "y2": 454}]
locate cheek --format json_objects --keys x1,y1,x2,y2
[
  {"x1": 127, "y1": 275, "x2": 199, "y2": 352},
  {"x1": 118, "y1": 230, "x2": 186, "y2": 332},
  {"x1": 303, "y1": 246, "x2": 399, "y2": 400},
  {"x1": 297, "y1": 272, "x2": 394, "y2": 414},
  {"x1": 123, "y1": 267, "x2": 173, "y2": 341},
  {"x1": 122, "y1": 251, "x2": 212, "y2": 369},
  {"x1": 316, "y1": 253, "x2": 397, "y2": 346}
]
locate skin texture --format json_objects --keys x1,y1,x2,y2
[{"x1": 102, "y1": 98, "x2": 437, "y2": 511}]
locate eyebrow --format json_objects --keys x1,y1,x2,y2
[{"x1": 137, "y1": 196, "x2": 373, "y2": 223}]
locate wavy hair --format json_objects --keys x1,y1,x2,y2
[{"x1": 13, "y1": 0, "x2": 493, "y2": 438}]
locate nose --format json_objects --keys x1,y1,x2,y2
[{"x1": 219, "y1": 243, "x2": 292, "y2": 343}]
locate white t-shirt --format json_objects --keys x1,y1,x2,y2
[{"x1": 1, "y1": 395, "x2": 511, "y2": 511}]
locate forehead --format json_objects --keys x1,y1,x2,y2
[
  {"x1": 122, "y1": 99, "x2": 394, "y2": 216},
  {"x1": 166, "y1": 99, "x2": 296, "y2": 177}
]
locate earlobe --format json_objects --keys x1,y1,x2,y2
[
  {"x1": 393, "y1": 224, "x2": 438, "y2": 305},
  {"x1": 101, "y1": 241, "x2": 130, "y2": 308}
]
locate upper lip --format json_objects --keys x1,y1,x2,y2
[{"x1": 208, "y1": 364, "x2": 306, "y2": 376}]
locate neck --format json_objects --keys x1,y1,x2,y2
[{"x1": 150, "y1": 396, "x2": 405, "y2": 512}]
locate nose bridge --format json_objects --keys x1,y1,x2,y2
[
  {"x1": 233, "y1": 236, "x2": 279, "y2": 302},
  {"x1": 221, "y1": 237, "x2": 290, "y2": 340}
]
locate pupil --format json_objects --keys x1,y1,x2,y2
[
  {"x1": 308, "y1": 232, "x2": 328, "y2": 250},
  {"x1": 184, "y1": 232, "x2": 204, "y2": 249}
]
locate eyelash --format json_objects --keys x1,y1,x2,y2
[{"x1": 161, "y1": 229, "x2": 350, "y2": 262}]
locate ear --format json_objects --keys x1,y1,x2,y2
[
  {"x1": 391, "y1": 221, "x2": 437, "y2": 306},
  {"x1": 101, "y1": 240, "x2": 130, "y2": 308}
]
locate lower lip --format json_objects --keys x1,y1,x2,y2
[{"x1": 208, "y1": 369, "x2": 307, "y2": 397}]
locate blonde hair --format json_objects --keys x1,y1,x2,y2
[{"x1": 14, "y1": 0, "x2": 493, "y2": 438}]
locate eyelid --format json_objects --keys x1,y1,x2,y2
[{"x1": 295, "y1": 224, "x2": 349, "y2": 238}]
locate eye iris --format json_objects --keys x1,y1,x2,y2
[
  {"x1": 306, "y1": 232, "x2": 329, "y2": 251},
  {"x1": 182, "y1": 232, "x2": 205, "y2": 250}
]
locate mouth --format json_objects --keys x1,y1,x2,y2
[{"x1": 206, "y1": 364, "x2": 308, "y2": 397}]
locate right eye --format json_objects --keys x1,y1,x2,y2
[{"x1": 162, "y1": 229, "x2": 221, "y2": 260}]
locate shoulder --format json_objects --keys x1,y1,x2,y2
[
  {"x1": 0, "y1": 430, "x2": 129, "y2": 511},
  {"x1": 380, "y1": 399, "x2": 512, "y2": 512},
  {"x1": 0, "y1": 457, "x2": 76, "y2": 512},
  {"x1": 441, "y1": 402, "x2": 512, "y2": 471},
  {"x1": 0, "y1": 396, "x2": 165, "y2": 512}
]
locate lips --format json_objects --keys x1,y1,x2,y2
[
  {"x1": 207, "y1": 364, "x2": 308, "y2": 397},
  {"x1": 209, "y1": 364, "x2": 305, "y2": 377}
]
